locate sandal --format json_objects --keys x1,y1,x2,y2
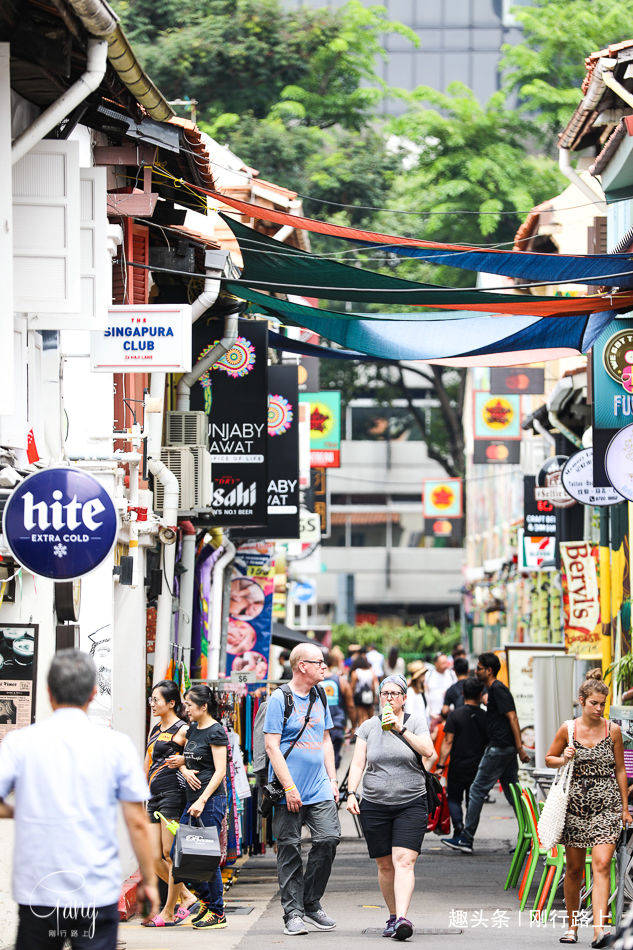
[
  {"x1": 559, "y1": 931, "x2": 578, "y2": 944},
  {"x1": 591, "y1": 934, "x2": 611, "y2": 949},
  {"x1": 144, "y1": 914, "x2": 176, "y2": 928},
  {"x1": 174, "y1": 901, "x2": 200, "y2": 923}
]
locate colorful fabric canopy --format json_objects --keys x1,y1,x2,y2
[
  {"x1": 203, "y1": 188, "x2": 633, "y2": 287},
  {"x1": 230, "y1": 284, "x2": 613, "y2": 365},
  {"x1": 224, "y1": 216, "x2": 633, "y2": 316}
]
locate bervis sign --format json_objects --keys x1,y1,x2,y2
[
  {"x1": 3, "y1": 468, "x2": 118, "y2": 580},
  {"x1": 91, "y1": 305, "x2": 192, "y2": 372}
]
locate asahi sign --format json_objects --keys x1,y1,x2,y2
[
  {"x1": 192, "y1": 317, "x2": 268, "y2": 526},
  {"x1": 3, "y1": 468, "x2": 118, "y2": 579},
  {"x1": 91, "y1": 305, "x2": 192, "y2": 372}
]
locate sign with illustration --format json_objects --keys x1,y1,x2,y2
[
  {"x1": 518, "y1": 530, "x2": 556, "y2": 572},
  {"x1": 490, "y1": 367, "x2": 545, "y2": 396},
  {"x1": 534, "y1": 455, "x2": 575, "y2": 508},
  {"x1": 0, "y1": 623, "x2": 38, "y2": 741},
  {"x1": 559, "y1": 541, "x2": 601, "y2": 658},
  {"x1": 473, "y1": 438, "x2": 520, "y2": 465},
  {"x1": 299, "y1": 391, "x2": 341, "y2": 467},
  {"x1": 91, "y1": 305, "x2": 192, "y2": 372},
  {"x1": 225, "y1": 543, "x2": 274, "y2": 683},
  {"x1": 3, "y1": 468, "x2": 118, "y2": 580},
  {"x1": 562, "y1": 448, "x2": 621, "y2": 506},
  {"x1": 192, "y1": 317, "x2": 268, "y2": 526},
  {"x1": 505, "y1": 643, "x2": 566, "y2": 750},
  {"x1": 593, "y1": 318, "x2": 633, "y2": 429},
  {"x1": 605, "y1": 424, "x2": 633, "y2": 501},
  {"x1": 473, "y1": 392, "x2": 521, "y2": 439},
  {"x1": 422, "y1": 478, "x2": 463, "y2": 518}
]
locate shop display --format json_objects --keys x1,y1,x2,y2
[{"x1": 0, "y1": 623, "x2": 38, "y2": 740}]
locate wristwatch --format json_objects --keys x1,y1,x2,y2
[{"x1": 396, "y1": 725, "x2": 406, "y2": 735}]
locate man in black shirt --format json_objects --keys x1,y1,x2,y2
[
  {"x1": 441, "y1": 657, "x2": 469, "y2": 719},
  {"x1": 437, "y1": 676, "x2": 487, "y2": 843},
  {"x1": 443, "y1": 652, "x2": 529, "y2": 855}
]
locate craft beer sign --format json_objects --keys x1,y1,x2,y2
[
  {"x1": 91, "y1": 305, "x2": 192, "y2": 372},
  {"x1": 3, "y1": 468, "x2": 118, "y2": 579}
]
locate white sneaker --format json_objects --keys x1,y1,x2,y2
[{"x1": 284, "y1": 916, "x2": 309, "y2": 935}]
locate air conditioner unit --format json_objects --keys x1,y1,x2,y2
[
  {"x1": 188, "y1": 445, "x2": 213, "y2": 509},
  {"x1": 166, "y1": 411, "x2": 208, "y2": 447},
  {"x1": 153, "y1": 448, "x2": 195, "y2": 513}
]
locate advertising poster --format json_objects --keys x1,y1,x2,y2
[
  {"x1": 473, "y1": 392, "x2": 521, "y2": 440},
  {"x1": 473, "y1": 438, "x2": 520, "y2": 465},
  {"x1": 299, "y1": 391, "x2": 341, "y2": 467},
  {"x1": 233, "y1": 364, "x2": 300, "y2": 540},
  {"x1": 592, "y1": 318, "x2": 633, "y2": 430},
  {"x1": 192, "y1": 317, "x2": 268, "y2": 526},
  {"x1": 226, "y1": 543, "x2": 274, "y2": 682},
  {"x1": 490, "y1": 367, "x2": 545, "y2": 395},
  {"x1": 523, "y1": 475, "x2": 557, "y2": 538},
  {"x1": 0, "y1": 623, "x2": 38, "y2": 740},
  {"x1": 422, "y1": 478, "x2": 463, "y2": 518},
  {"x1": 559, "y1": 541, "x2": 602, "y2": 658},
  {"x1": 505, "y1": 643, "x2": 566, "y2": 750},
  {"x1": 518, "y1": 529, "x2": 556, "y2": 571}
]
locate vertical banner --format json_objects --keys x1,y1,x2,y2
[
  {"x1": 299, "y1": 391, "x2": 341, "y2": 467},
  {"x1": 0, "y1": 623, "x2": 38, "y2": 740},
  {"x1": 559, "y1": 541, "x2": 602, "y2": 658},
  {"x1": 308, "y1": 467, "x2": 330, "y2": 538},
  {"x1": 192, "y1": 318, "x2": 268, "y2": 526},
  {"x1": 226, "y1": 543, "x2": 274, "y2": 681}
]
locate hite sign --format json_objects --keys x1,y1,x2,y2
[
  {"x1": 3, "y1": 468, "x2": 118, "y2": 580},
  {"x1": 91, "y1": 305, "x2": 192, "y2": 372},
  {"x1": 192, "y1": 317, "x2": 268, "y2": 526}
]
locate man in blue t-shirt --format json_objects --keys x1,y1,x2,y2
[{"x1": 264, "y1": 643, "x2": 341, "y2": 936}]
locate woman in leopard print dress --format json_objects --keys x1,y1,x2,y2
[{"x1": 546, "y1": 670, "x2": 632, "y2": 948}]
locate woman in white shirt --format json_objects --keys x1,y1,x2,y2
[{"x1": 405, "y1": 664, "x2": 430, "y2": 725}]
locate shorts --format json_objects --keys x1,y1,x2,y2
[
  {"x1": 359, "y1": 794, "x2": 428, "y2": 858},
  {"x1": 148, "y1": 786, "x2": 185, "y2": 823}
]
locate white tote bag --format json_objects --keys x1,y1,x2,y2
[{"x1": 537, "y1": 719, "x2": 574, "y2": 851}]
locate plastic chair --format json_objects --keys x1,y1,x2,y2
[
  {"x1": 505, "y1": 783, "x2": 530, "y2": 890},
  {"x1": 517, "y1": 788, "x2": 551, "y2": 911}
]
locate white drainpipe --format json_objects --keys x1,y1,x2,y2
[
  {"x1": 177, "y1": 521, "x2": 197, "y2": 667},
  {"x1": 209, "y1": 539, "x2": 236, "y2": 681},
  {"x1": 12, "y1": 39, "x2": 107, "y2": 164},
  {"x1": 558, "y1": 148, "x2": 604, "y2": 205},
  {"x1": 176, "y1": 311, "x2": 240, "y2": 410}
]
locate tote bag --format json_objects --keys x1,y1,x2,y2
[
  {"x1": 537, "y1": 719, "x2": 574, "y2": 851},
  {"x1": 172, "y1": 816, "x2": 222, "y2": 883}
]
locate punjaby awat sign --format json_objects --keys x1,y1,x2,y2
[
  {"x1": 91, "y1": 305, "x2": 192, "y2": 372},
  {"x1": 559, "y1": 541, "x2": 601, "y2": 658}
]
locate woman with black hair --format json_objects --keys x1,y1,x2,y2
[
  {"x1": 144, "y1": 680, "x2": 198, "y2": 927},
  {"x1": 179, "y1": 684, "x2": 229, "y2": 930}
]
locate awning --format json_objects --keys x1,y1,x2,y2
[
  {"x1": 331, "y1": 512, "x2": 400, "y2": 525},
  {"x1": 271, "y1": 623, "x2": 314, "y2": 649}
]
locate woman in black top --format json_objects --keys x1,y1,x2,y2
[
  {"x1": 178, "y1": 684, "x2": 229, "y2": 931},
  {"x1": 144, "y1": 680, "x2": 199, "y2": 927}
]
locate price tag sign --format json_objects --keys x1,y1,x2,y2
[{"x1": 231, "y1": 670, "x2": 257, "y2": 684}]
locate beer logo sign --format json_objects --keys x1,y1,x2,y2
[
  {"x1": 309, "y1": 402, "x2": 334, "y2": 439},
  {"x1": 603, "y1": 329, "x2": 633, "y2": 392},
  {"x1": 482, "y1": 397, "x2": 514, "y2": 431},
  {"x1": 3, "y1": 467, "x2": 118, "y2": 580}
]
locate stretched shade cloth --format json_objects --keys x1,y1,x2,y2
[
  {"x1": 199, "y1": 187, "x2": 633, "y2": 287},
  {"x1": 224, "y1": 216, "x2": 631, "y2": 315},
  {"x1": 230, "y1": 284, "x2": 613, "y2": 365}
]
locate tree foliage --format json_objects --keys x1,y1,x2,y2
[{"x1": 331, "y1": 620, "x2": 461, "y2": 658}]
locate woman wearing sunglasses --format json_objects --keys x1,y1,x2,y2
[{"x1": 346, "y1": 674, "x2": 435, "y2": 941}]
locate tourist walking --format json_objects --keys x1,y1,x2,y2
[
  {"x1": 179, "y1": 684, "x2": 229, "y2": 931},
  {"x1": 346, "y1": 674, "x2": 435, "y2": 941},
  {"x1": 264, "y1": 643, "x2": 341, "y2": 936},
  {"x1": 366, "y1": 643, "x2": 385, "y2": 679},
  {"x1": 425, "y1": 654, "x2": 457, "y2": 727},
  {"x1": 384, "y1": 646, "x2": 406, "y2": 678},
  {"x1": 0, "y1": 649, "x2": 158, "y2": 949},
  {"x1": 322, "y1": 652, "x2": 354, "y2": 769},
  {"x1": 545, "y1": 669, "x2": 632, "y2": 948},
  {"x1": 441, "y1": 656, "x2": 470, "y2": 718},
  {"x1": 351, "y1": 653, "x2": 379, "y2": 727},
  {"x1": 436, "y1": 676, "x2": 487, "y2": 842},
  {"x1": 442, "y1": 651, "x2": 529, "y2": 854},
  {"x1": 144, "y1": 680, "x2": 199, "y2": 927},
  {"x1": 405, "y1": 662, "x2": 429, "y2": 724}
]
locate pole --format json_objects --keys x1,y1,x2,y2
[{"x1": 599, "y1": 507, "x2": 612, "y2": 711}]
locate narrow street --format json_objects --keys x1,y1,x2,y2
[{"x1": 120, "y1": 797, "x2": 571, "y2": 949}]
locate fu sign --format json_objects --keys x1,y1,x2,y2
[
  {"x1": 91, "y1": 305, "x2": 192, "y2": 372},
  {"x1": 3, "y1": 468, "x2": 118, "y2": 579}
]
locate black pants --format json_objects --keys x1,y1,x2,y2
[
  {"x1": 446, "y1": 771, "x2": 474, "y2": 836},
  {"x1": 15, "y1": 903, "x2": 119, "y2": 950}
]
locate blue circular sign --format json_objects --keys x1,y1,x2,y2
[{"x1": 3, "y1": 467, "x2": 118, "y2": 580}]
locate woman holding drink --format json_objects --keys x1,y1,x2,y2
[{"x1": 346, "y1": 674, "x2": 435, "y2": 941}]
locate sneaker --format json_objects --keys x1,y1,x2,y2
[
  {"x1": 393, "y1": 918, "x2": 413, "y2": 941},
  {"x1": 383, "y1": 915, "x2": 397, "y2": 937},
  {"x1": 284, "y1": 916, "x2": 309, "y2": 936},
  {"x1": 192, "y1": 911, "x2": 227, "y2": 929},
  {"x1": 304, "y1": 909, "x2": 336, "y2": 931},
  {"x1": 442, "y1": 835, "x2": 473, "y2": 854},
  {"x1": 441, "y1": 835, "x2": 462, "y2": 848},
  {"x1": 191, "y1": 902, "x2": 208, "y2": 924}
]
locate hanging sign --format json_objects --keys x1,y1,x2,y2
[
  {"x1": 473, "y1": 438, "x2": 520, "y2": 464},
  {"x1": 306, "y1": 467, "x2": 330, "y2": 538},
  {"x1": 192, "y1": 318, "x2": 268, "y2": 526},
  {"x1": 299, "y1": 391, "x2": 341, "y2": 467},
  {"x1": 91, "y1": 305, "x2": 192, "y2": 372},
  {"x1": 474, "y1": 392, "x2": 521, "y2": 439},
  {"x1": 534, "y1": 455, "x2": 575, "y2": 508},
  {"x1": 299, "y1": 507, "x2": 321, "y2": 543},
  {"x1": 523, "y1": 476, "x2": 557, "y2": 538},
  {"x1": 297, "y1": 357, "x2": 320, "y2": 392},
  {"x1": 225, "y1": 543, "x2": 274, "y2": 682},
  {"x1": 560, "y1": 541, "x2": 601, "y2": 658},
  {"x1": 490, "y1": 367, "x2": 545, "y2": 395},
  {"x1": 592, "y1": 318, "x2": 633, "y2": 429},
  {"x1": 518, "y1": 530, "x2": 556, "y2": 572},
  {"x1": 3, "y1": 468, "x2": 117, "y2": 580},
  {"x1": 0, "y1": 623, "x2": 38, "y2": 741},
  {"x1": 422, "y1": 478, "x2": 463, "y2": 518},
  {"x1": 605, "y1": 424, "x2": 633, "y2": 501},
  {"x1": 562, "y1": 448, "x2": 622, "y2": 506}
]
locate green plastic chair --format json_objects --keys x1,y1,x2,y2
[
  {"x1": 505, "y1": 783, "x2": 531, "y2": 890},
  {"x1": 518, "y1": 787, "x2": 551, "y2": 911}
]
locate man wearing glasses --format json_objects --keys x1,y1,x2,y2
[{"x1": 264, "y1": 643, "x2": 341, "y2": 936}]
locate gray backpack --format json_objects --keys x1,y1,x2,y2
[{"x1": 252, "y1": 683, "x2": 327, "y2": 781}]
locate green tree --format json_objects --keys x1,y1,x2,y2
[{"x1": 502, "y1": 0, "x2": 632, "y2": 146}]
